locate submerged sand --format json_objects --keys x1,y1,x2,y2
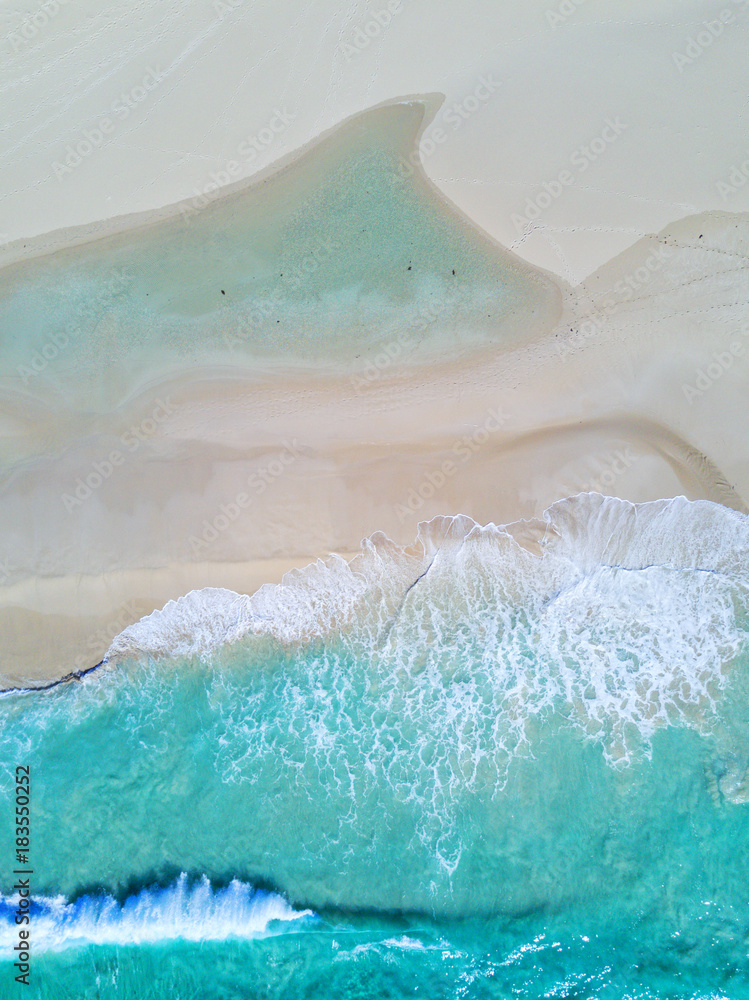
[{"x1": 1, "y1": 99, "x2": 748, "y2": 687}]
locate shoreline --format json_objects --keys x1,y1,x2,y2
[
  {"x1": 0, "y1": 96, "x2": 443, "y2": 273},
  {"x1": 1, "y1": 102, "x2": 748, "y2": 688},
  {"x1": 3, "y1": 211, "x2": 748, "y2": 685},
  {"x1": 0, "y1": 554, "x2": 360, "y2": 689},
  {"x1": 5, "y1": 489, "x2": 747, "y2": 695}
]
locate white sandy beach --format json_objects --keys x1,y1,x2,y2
[
  {"x1": 2, "y1": 5, "x2": 749, "y2": 687},
  {"x1": 1, "y1": 169, "x2": 748, "y2": 687},
  {"x1": 3, "y1": 1, "x2": 749, "y2": 279}
]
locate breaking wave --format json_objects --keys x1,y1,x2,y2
[
  {"x1": 0, "y1": 875, "x2": 312, "y2": 955},
  {"x1": 106, "y1": 493, "x2": 749, "y2": 766}
]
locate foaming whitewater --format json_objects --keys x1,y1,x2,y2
[
  {"x1": 0, "y1": 876, "x2": 312, "y2": 955},
  {"x1": 107, "y1": 493, "x2": 749, "y2": 767},
  {"x1": 1, "y1": 493, "x2": 748, "y2": 995}
]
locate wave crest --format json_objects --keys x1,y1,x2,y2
[
  {"x1": 0, "y1": 875, "x2": 312, "y2": 955},
  {"x1": 103, "y1": 494, "x2": 749, "y2": 769}
]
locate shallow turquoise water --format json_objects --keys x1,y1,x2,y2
[
  {"x1": 0, "y1": 100, "x2": 559, "y2": 414},
  {"x1": 13, "y1": 909, "x2": 749, "y2": 999},
  {"x1": 1, "y1": 497, "x2": 748, "y2": 997}
]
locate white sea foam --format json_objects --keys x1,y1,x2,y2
[
  {"x1": 105, "y1": 495, "x2": 749, "y2": 766},
  {"x1": 0, "y1": 874, "x2": 312, "y2": 955},
  {"x1": 105, "y1": 530, "x2": 424, "y2": 659},
  {"x1": 337, "y1": 935, "x2": 435, "y2": 962}
]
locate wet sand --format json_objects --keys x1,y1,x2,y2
[{"x1": 1, "y1": 100, "x2": 748, "y2": 687}]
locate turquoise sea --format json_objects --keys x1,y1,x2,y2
[{"x1": 1, "y1": 495, "x2": 748, "y2": 997}]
